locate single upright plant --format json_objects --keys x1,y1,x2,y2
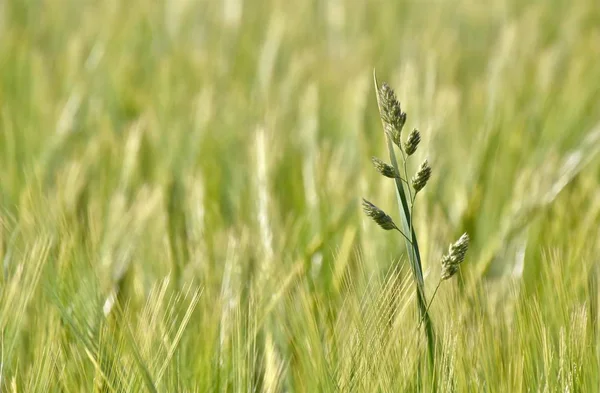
[{"x1": 362, "y1": 71, "x2": 470, "y2": 373}]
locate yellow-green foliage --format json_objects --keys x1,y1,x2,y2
[{"x1": 1, "y1": 0, "x2": 599, "y2": 391}]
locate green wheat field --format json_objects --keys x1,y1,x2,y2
[{"x1": 1, "y1": 0, "x2": 600, "y2": 391}]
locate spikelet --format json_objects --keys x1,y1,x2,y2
[
  {"x1": 440, "y1": 233, "x2": 470, "y2": 280},
  {"x1": 404, "y1": 128, "x2": 421, "y2": 156},
  {"x1": 412, "y1": 159, "x2": 432, "y2": 192},
  {"x1": 378, "y1": 83, "x2": 406, "y2": 148},
  {"x1": 361, "y1": 199, "x2": 399, "y2": 231},
  {"x1": 371, "y1": 157, "x2": 400, "y2": 178}
]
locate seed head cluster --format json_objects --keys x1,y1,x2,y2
[
  {"x1": 440, "y1": 233, "x2": 470, "y2": 280},
  {"x1": 372, "y1": 157, "x2": 400, "y2": 178},
  {"x1": 411, "y1": 160, "x2": 432, "y2": 192},
  {"x1": 361, "y1": 199, "x2": 398, "y2": 231},
  {"x1": 404, "y1": 129, "x2": 421, "y2": 156},
  {"x1": 378, "y1": 83, "x2": 406, "y2": 147}
]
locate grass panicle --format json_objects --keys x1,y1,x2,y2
[
  {"x1": 411, "y1": 159, "x2": 432, "y2": 193},
  {"x1": 371, "y1": 157, "x2": 401, "y2": 178},
  {"x1": 362, "y1": 199, "x2": 399, "y2": 231},
  {"x1": 367, "y1": 74, "x2": 474, "y2": 388},
  {"x1": 378, "y1": 82, "x2": 407, "y2": 148},
  {"x1": 404, "y1": 129, "x2": 421, "y2": 156},
  {"x1": 440, "y1": 233, "x2": 470, "y2": 280},
  {"x1": 368, "y1": 72, "x2": 437, "y2": 380}
]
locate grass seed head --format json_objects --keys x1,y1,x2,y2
[
  {"x1": 411, "y1": 159, "x2": 432, "y2": 192},
  {"x1": 362, "y1": 198, "x2": 398, "y2": 231},
  {"x1": 371, "y1": 156, "x2": 400, "y2": 178},
  {"x1": 440, "y1": 233, "x2": 470, "y2": 280},
  {"x1": 404, "y1": 128, "x2": 421, "y2": 156},
  {"x1": 378, "y1": 82, "x2": 406, "y2": 146},
  {"x1": 446, "y1": 232, "x2": 469, "y2": 265},
  {"x1": 440, "y1": 263, "x2": 460, "y2": 281}
]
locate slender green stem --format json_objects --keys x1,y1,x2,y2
[
  {"x1": 400, "y1": 148, "x2": 414, "y2": 204},
  {"x1": 394, "y1": 86, "x2": 425, "y2": 336},
  {"x1": 409, "y1": 202, "x2": 415, "y2": 257},
  {"x1": 405, "y1": 158, "x2": 416, "y2": 267},
  {"x1": 399, "y1": 126, "x2": 418, "y2": 308},
  {"x1": 394, "y1": 226, "x2": 413, "y2": 245},
  {"x1": 419, "y1": 280, "x2": 442, "y2": 329},
  {"x1": 405, "y1": 151, "x2": 421, "y2": 333}
]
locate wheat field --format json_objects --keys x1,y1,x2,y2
[{"x1": 1, "y1": 0, "x2": 600, "y2": 391}]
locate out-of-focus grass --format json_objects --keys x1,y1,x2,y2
[{"x1": 1, "y1": 0, "x2": 599, "y2": 391}]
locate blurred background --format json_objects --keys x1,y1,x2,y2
[{"x1": 1, "y1": 0, "x2": 600, "y2": 391}]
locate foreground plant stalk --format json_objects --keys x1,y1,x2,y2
[
  {"x1": 363, "y1": 71, "x2": 470, "y2": 383},
  {"x1": 366, "y1": 71, "x2": 435, "y2": 373}
]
